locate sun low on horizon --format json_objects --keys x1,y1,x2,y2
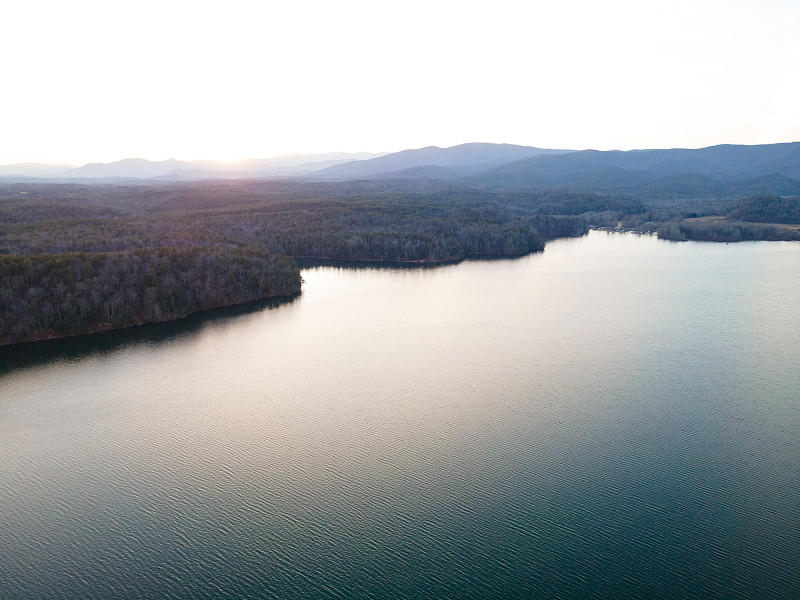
[{"x1": 2, "y1": 0, "x2": 799, "y2": 165}]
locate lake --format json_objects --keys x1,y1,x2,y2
[{"x1": 2, "y1": 231, "x2": 799, "y2": 599}]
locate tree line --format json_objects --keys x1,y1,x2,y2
[
  {"x1": 656, "y1": 221, "x2": 798, "y2": 242},
  {"x1": 0, "y1": 180, "x2": 641, "y2": 344},
  {"x1": 0, "y1": 247, "x2": 300, "y2": 345},
  {"x1": 727, "y1": 195, "x2": 800, "y2": 224}
]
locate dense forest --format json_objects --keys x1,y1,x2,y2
[
  {"x1": 655, "y1": 220, "x2": 798, "y2": 242},
  {"x1": 1, "y1": 180, "x2": 798, "y2": 345},
  {"x1": 0, "y1": 247, "x2": 299, "y2": 345},
  {"x1": 0, "y1": 181, "x2": 607, "y2": 344},
  {"x1": 0, "y1": 182, "x2": 611, "y2": 260},
  {"x1": 646, "y1": 194, "x2": 800, "y2": 242},
  {"x1": 726, "y1": 195, "x2": 800, "y2": 224}
]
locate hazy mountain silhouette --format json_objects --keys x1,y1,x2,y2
[
  {"x1": 0, "y1": 163, "x2": 75, "y2": 177},
  {"x1": 476, "y1": 143, "x2": 800, "y2": 185},
  {"x1": 467, "y1": 142, "x2": 800, "y2": 197},
  {"x1": 729, "y1": 173, "x2": 800, "y2": 196},
  {"x1": 312, "y1": 143, "x2": 574, "y2": 180},
  {"x1": 46, "y1": 153, "x2": 384, "y2": 180},
  {"x1": 3, "y1": 143, "x2": 799, "y2": 198},
  {"x1": 64, "y1": 158, "x2": 190, "y2": 179},
  {"x1": 154, "y1": 169, "x2": 259, "y2": 181},
  {"x1": 234, "y1": 152, "x2": 382, "y2": 173},
  {"x1": 364, "y1": 165, "x2": 464, "y2": 181}
]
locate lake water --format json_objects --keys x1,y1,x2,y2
[{"x1": 2, "y1": 231, "x2": 799, "y2": 599}]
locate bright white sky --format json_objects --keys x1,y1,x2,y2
[{"x1": 3, "y1": 0, "x2": 799, "y2": 165}]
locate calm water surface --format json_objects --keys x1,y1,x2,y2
[{"x1": 2, "y1": 231, "x2": 799, "y2": 599}]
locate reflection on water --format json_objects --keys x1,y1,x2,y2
[
  {"x1": 0, "y1": 294, "x2": 299, "y2": 373},
  {"x1": 1, "y1": 232, "x2": 799, "y2": 600}
]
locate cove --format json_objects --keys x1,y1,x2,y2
[{"x1": 2, "y1": 231, "x2": 799, "y2": 599}]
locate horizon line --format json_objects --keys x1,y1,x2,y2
[{"x1": 3, "y1": 139, "x2": 800, "y2": 169}]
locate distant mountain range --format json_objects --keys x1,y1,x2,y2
[
  {"x1": 316, "y1": 141, "x2": 800, "y2": 198},
  {"x1": 0, "y1": 152, "x2": 383, "y2": 181},
  {"x1": 308, "y1": 141, "x2": 800, "y2": 197},
  {"x1": 0, "y1": 163, "x2": 78, "y2": 178},
  {"x1": 2, "y1": 142, "x2": 799, "y2": 198},
  {"x1": 310, "y1": 143, "x2": 573, "y2": 180}
]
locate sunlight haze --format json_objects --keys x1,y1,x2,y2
[{"x1": 3, "y1": 0, "x2": 799, "y2": 165}]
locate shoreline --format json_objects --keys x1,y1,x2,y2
[
  {"x1": 6, "y1": 225, "x2": 797, "y2": 349},
  {"x1": 0, "y1": 290, "x2": 301, "y2": 349},
  {"x1": 0, "y1": 245, "x2": 560, "y2": 349}
]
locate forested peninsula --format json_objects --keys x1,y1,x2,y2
[
  {"x1": 1, "y1": 181, "x2": 596, "y2": 345},
  {"x1": 1, "y1": 175, "x2": 798, "y2": 346}
]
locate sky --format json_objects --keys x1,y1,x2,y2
[{"x1": 3, "y1": 0, "x2": 799, "y2": 165}]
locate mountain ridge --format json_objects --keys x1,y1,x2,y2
[
  {"x1": 2, "y1": 142, "x2": 799, "y2": 199},
  {"x1": 311, "y1": 143, "x2": 574, "y2": 180},
  {"x1": 0, "y1": 152, "x2": 385, "y2": 180}
]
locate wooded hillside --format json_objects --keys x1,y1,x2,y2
[{"x1": 1, "y1": 181, "x2": 604, "y2": 344}]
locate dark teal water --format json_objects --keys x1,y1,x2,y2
[{"x1": 2, "y1": 231, "x2": 799, "y2": 599}]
